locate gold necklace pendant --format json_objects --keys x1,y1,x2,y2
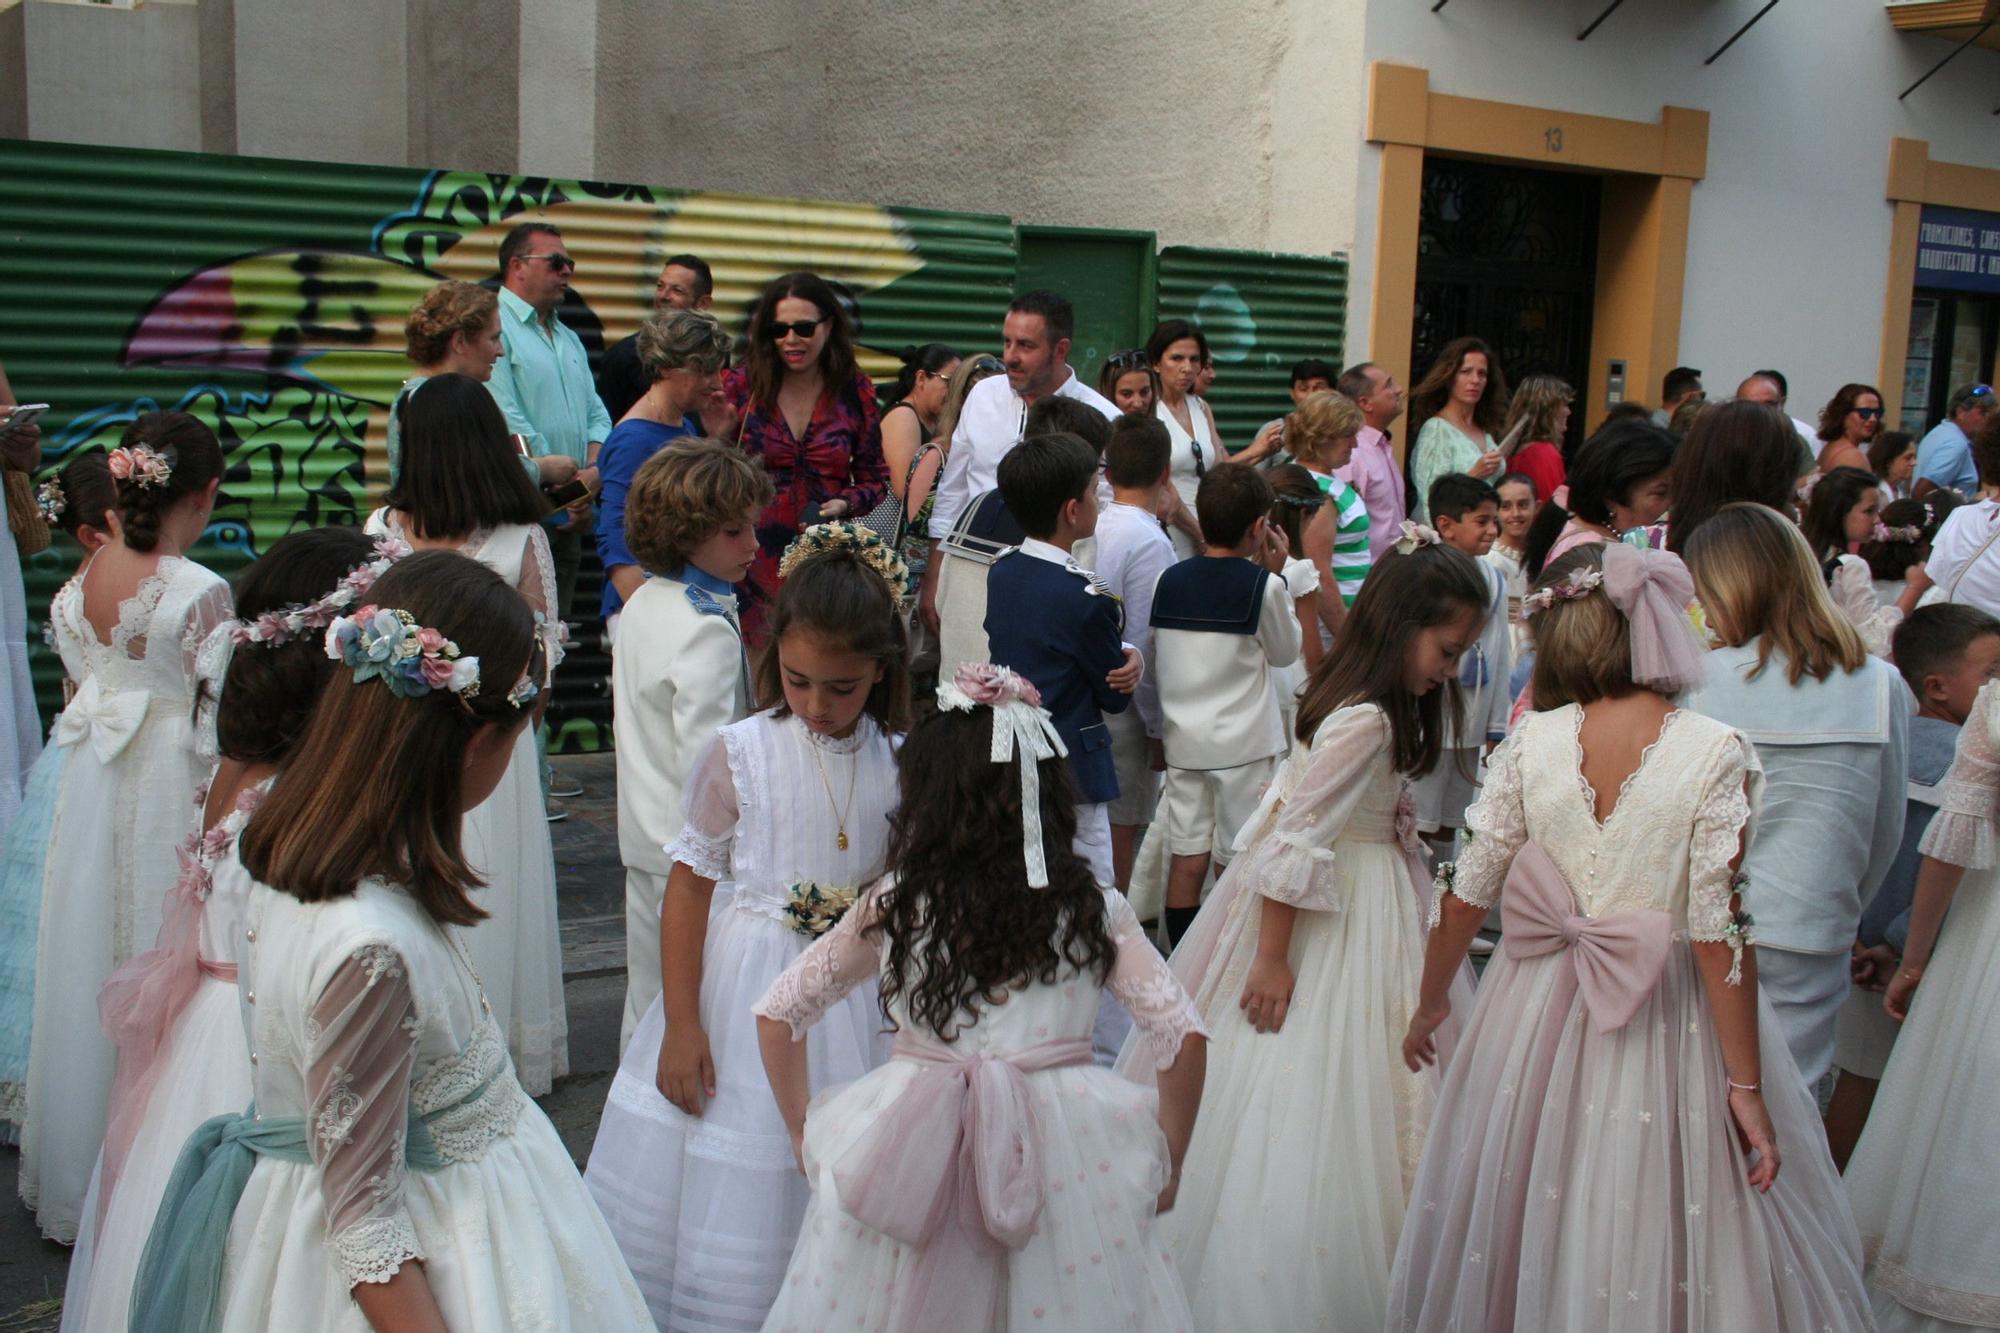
[
  {"x1": 807, "y1": 725, "x2": 859, "y2": 854},
  {"x1": 837, "y1": 830, "x2": 850, "y2": 851}
]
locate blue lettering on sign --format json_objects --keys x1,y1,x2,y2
[{"x1": 1916, "y1": 205, "x2": 2000, "y2": 294}]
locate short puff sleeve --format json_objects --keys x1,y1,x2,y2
[
  {"x1": 1230, "y1": 705, "x2": 1388, "y2": 911},
  {"x1": 1918, "y1": 680, "x2": 2000, "y2": 870},
  {"x1": 307, "y1": 941, "x2": 424, "y2": 1287},
  {"x1": 666, "y1": 732, "x2": 740, "y2": 880},
  {"x1": 1685, "y1": 731, "x2": 1762, "y2": 943}
]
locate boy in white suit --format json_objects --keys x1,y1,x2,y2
[{"x1": 611, "y1": 439, "x2": 773, "y2": 1051}]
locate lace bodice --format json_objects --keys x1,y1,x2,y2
[
  {"x1": 756, "y1": 885, "x2": 1205, "y2": 1071},
  {"x1": 1919, "y1": 678, "x2": 2000, "y2": 870},
  {"x1": 1442, "y1": 707, "x2": 1760, "y2": 940},
  {"x1": 235, "y1": 876, "x2": 527, "y2": 1286},
  {"x1": 364, "y1": 512, "x2": 564, "y2": 677},
  {"x1": 667, "y1": 711, "x2": 900, "y2": 908},
  {"x1": 49, "y1": 556, "x2": 231, "y2": 704}
]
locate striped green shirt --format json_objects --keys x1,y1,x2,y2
[{"x1": 1310, "y1": 470, "x2": 1372, "y2": 605}]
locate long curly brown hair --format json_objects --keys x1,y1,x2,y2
[{"x1": 867, "y1": 707, "x2": 1116, "y2": 1042}]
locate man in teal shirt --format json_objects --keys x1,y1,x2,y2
[{"x1": 487, "y1": 221, "x2": 612, "y2": 620}]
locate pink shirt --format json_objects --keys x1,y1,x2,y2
[{"x1": 1335, "y1": 425, "x2": 1407, "y2": 562}]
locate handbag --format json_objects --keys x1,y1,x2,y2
[{"x1": 854, "y1": 483, "x2": 906, "y2": 547}]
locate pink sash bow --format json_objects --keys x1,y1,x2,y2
[
  {"x1": 834, "y1": 1035, "x2": 1092, "y2": 1332},
  {"x1": 1501, "y1": 841, "x2": 1672, "y2": 1032}
]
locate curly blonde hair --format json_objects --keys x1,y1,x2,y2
[
  {"x1": 623, "y1": 439, "x2": 775, "y2": 576},
  {"x1": 1284, "y1": 390, "x2": 1364, "y2": 469},
  {"x1": 404, "y1": 281, "x2": 498, "y2": 367}
]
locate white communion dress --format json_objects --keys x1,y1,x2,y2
[
  {"x1": 755, "y1": 885, "x2": 1206, "y2": 1332},
  {"x1": 364, "y1": 510, "x2": 568, "y2": 1094},
  {"x1": 18, "y1": 554, "x2": 230, "y2": 1242}
]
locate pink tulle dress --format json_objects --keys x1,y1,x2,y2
[
  {"x1": 753, "y1": 885, "x2": 1206, "y2": 1333},
  {"x1": 1388, "y1": 705, "x2": 1874, "y2": 1332}
]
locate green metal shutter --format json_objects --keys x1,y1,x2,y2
[{"x1": 1154, "y1": 246, "x2": 1349, "y2": 451}]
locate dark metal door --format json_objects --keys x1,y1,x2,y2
[{"x1": 1413, "y1": 157, "x2": 1602, "y2": 454}]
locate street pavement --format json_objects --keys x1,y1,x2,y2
[{"x1": 0, "y1": 754, "x2": 630, "y2": 1328}]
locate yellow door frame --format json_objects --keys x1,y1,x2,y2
[
  {"x1": 1365, "y1": 62, "x2": 1708, "y2": 428},
  {"x1": 1880, "y1": 138, "x2": 2000, "y2": 424}
]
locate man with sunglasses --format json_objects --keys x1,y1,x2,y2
[
  {"x1": 488, "y1": 221, "x2": 612, "y2": 622},
  {"x1": 1915, "y1": 382, "x2": 1997, "y2": 500},
  {"x1": 920, "y1": 289, "x2": 1117, "y2": 633}
]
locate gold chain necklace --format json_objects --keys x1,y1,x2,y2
[{"x1": 806, "y1": 731, "x2": 858, "y2": 851}]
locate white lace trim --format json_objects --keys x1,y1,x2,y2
[
  {"x1": 330, "y1": 1212, "x2": 426, "y2": 1287},
  {"x1": 352, "y1": 943, "x2": 405, "y2": 987},
  {"x1": 1238, "y1": 831, "x2": 1343, "y2": 911},
  {"x1": 314, "y1": 1069, "x2": 364, "y2": 1152},
  {"x1": 1866, "y1": 1237, "x2": 2000, "y2": 1324},
  {"x1": 667, "y1": 823, "x2": 733, "y2": 881},
  {"x1": 1686, "y1": 735, "x2": 1758, "y2": 943},
  {"x1": 107, "y1": 557, "x2": 186, "y2": 659},
  {"x1": 1107, "y1": 965, "x2": 1207, "y2": 1071},
  {"x1": 411, "y1": 1017, "x2": 525, "y2": 1163}
]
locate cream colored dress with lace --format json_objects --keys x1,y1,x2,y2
[
  {"x1": 1847, "y1": 679, "x2": 2000, "y2": 1333},
  {"x1": 211, "y1": 877, "x2": 651, "y2": 1330},
  {"x1": 364, "y1": 511, "x2": 568, "y2": 1094},
  {"x1": 1389, "y1": 706, "x2": 1872, "y2": 1333},
  {"x1": 18, "y1": 555, "x2": 230, "y2": 1242}
]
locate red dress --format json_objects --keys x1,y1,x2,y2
[
  {"x1": 723, "y1": 368, "x2": 890, "y2": 645},
  {"x1": 1510, "y1": 440, "x2": 1566, "y2": 503}
]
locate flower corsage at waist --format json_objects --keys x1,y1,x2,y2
[{"x1": 783, "y1": 881, "x2": 858, "y2": 939}]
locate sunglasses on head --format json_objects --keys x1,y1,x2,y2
[
  {"x1": 521, "y1": 252, "x2": 574, "y2": 273},
  {"x1": 1106, "y1": 349, "x2": 1149, "y2": 371},
  {"x1": 768, "y1": 317, "x2": 825, "y2": 340},
  {"x1": 971, "y1": 355, "x2": 1004, "y2": 375}
]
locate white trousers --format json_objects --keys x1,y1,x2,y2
[{"x1": 620, "y1": 866, "x2": 668, "y2": 1054}]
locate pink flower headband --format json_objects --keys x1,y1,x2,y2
[
  {"x1": 230, "y1": 538, "x2": 410, "y2": 650},
  {"x1": 1519, "y1": 567, "x2": 1603, "y2": 620},
  {"x1": 937, "y1": 663, "x2": 1068, "y2": 888},
  {"x1": 1870, "y1": 519, "x2": 1922, "y2": 545},
  {"x1": 1523, "y1": 545, "x2": 1705, "y2": 693},
  {"x1": 107, "y1": 444, "x2": 172, "y2": 490},
  {"x1": 1394, "y1": 520, "x2": 1442, "y2": 555}
]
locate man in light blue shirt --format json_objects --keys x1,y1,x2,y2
[
  {"x1": 487, "y1": 221, "x2": 612, "y2": 620},
  {"x1": 1913, "y1": 382, "x2": 1995, "y2": 498}
]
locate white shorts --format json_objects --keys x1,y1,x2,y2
[
  {"x1": 1163, "y1": 757, "x2": 1279, "y2": 861},
  {"x1": 1106, "y1": 708, "x2": 1161, "y2": 826},
  {"x1": 1072, "y1": 801, "x2": 1113, "y2": 888},
  {"x1": 1411, "y1": 747, "x2": 1483, "y2": 834}
]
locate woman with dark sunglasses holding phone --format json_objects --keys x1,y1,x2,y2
[
  {"x1": 722, "y1": 271, "x2": 891, "y2": 644},
  {"x1": 1148, "y1": 319, "x2": 1221, "y2": 558},
  {"x1": 1815, "y1": 382, "x2": 1886, "y2": 477}
]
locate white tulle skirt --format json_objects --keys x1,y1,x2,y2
[
  {"x1": 460, "y1": 725, "x2": 567, "y2": 1096},
  {"x1": 584, "y1": 882, "x2": 888, "y2": 1331},
  {"x1": 61, "y1": 975, "x2": 252, "y2": 1332}
]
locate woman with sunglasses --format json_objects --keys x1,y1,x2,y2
[
  {"x1": 1148, "y1": 319, "x2": 1221, "y2": 558},
  {"x1": 722, "y1": 271, "x2": 891, "y2": 643},
  {"x1": 1098, "y1": 349, "x2": 1159, "y2": 416},
  {"x1": 1815, "y1": 382, "x2": 1886, "y2": 477}
]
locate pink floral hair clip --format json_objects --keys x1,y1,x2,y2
[
  {"x1": 1519, "y1": 567, "x2": 1605, "y2": 621},
  {"x1": 937, "y1": 663, "x2": 1067, "y2": 886},
  {"x1": 1870, "y1": 520, "x2": 1922, "y2": 545},
  {"x1": 231, "y1": 538, "x2": 410, "y2": 650},
  {"x1": 1394, "y1": 520, "x2": 1442, "y2": 555},
  {"x1": 107, "y1": 444, "x2": 173, "y2": 490}
]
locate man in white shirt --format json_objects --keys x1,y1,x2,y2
[
  {"x1": 1736, "y1": 370, "x2": 1819, "y2": 473},
  {"x1": 919, "y1": 289, "x2": 1116, "y2": 632}
]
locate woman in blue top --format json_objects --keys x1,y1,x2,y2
[{"x1": 594, "y1": 308, "x2": 735, "y2": 636}]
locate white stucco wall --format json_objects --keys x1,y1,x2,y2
[
  {"x1": 589, "y1": 0, "x2": 1368, "y2": 257},
  {"x1": 1350, "y1": 0, "x2": 2000, "y2": 418},
  {"x1": 21, "y1": 0, "x2": 202, "y2": 151},
  {"x1": 233, "y1": 0, "x2": 407, "y2": 166}
]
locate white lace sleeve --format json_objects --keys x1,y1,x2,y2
[
  {"x1": 178, "y1": 576, "x2": 236, "y2": 704},
  {"x1": 1103, "y1": 893, "x2": 1205, "y2": 1071},
  {"x1": 1226, "y1": 705, "x2": 1390, "y2": 911},
  {"x1": 1918, "y1": 681, "x2": 2000, "y2": 870},
  {"x1": 753, "y1": 885, "x2": 885, "y2": 1039},
  {"x1": 1431, "y1": 729, "x2": 1529, "y2": 923},
  {"x1": 665, "y1": 733, "x2": 739, "y2": 879},
  {"x1": 191, "y1": 621, "x2": 237, "y2": 768},
  {"x1": 306, "y1": 941, "x2": 425, "y2": 1287},
  {"x1": 1833, "y1": 556, "x2": 1900, "y2": 660},
  {"x1": 516, "y1": 524, "x2": 566, "y2": 675},
  {"x1": 1686, "y1": 732, "x2": 1761, "y2": 942}
]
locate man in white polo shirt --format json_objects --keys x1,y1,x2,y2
[{"x1": 918, "y1": 288, "x2": 1117, "y2": 633}]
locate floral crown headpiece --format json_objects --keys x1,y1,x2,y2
[
  {"x1": 323, "y1": 605, "x2": 541, "y2": 710},
  {"x1": 779, "y1": 521, "x2": 910, "y2": 612},
  {"x1": 107, "y1": 444, "x2": 173, "y2": 490},
  {"x1": 1520, "y1": 567, "x2": 1604, "y2": 620},
  {"x1": 1393, "y1": 520, "x2": 1442, "y2": 555},
  {"x1": 34, "y1": 478, "x2": 63, "y2": 524},
  {"x1": 1276, "y1": 491, "x2": 1326, "y2": 512},
  {"x1": 1870, "y1": 519, "x2": 1923, "y2": 545},
  {"x1": 937, "y1": 663, "x2": 1069, "y2": 888},
  {"x1": 231, "y1": 538, "x2": 409, "y2": 650}
]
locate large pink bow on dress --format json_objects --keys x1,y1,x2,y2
[
  {"x1": 1501, "y1": 841, "x2": 1672, "y2": 1032},
  {"x1": 833, "y1": 1035, "x2": 1093, "y2": 1333}
]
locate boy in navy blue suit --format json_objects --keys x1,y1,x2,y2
[{"x1": 986, "y1": 431, "x2": 1142, "y2": 888}]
